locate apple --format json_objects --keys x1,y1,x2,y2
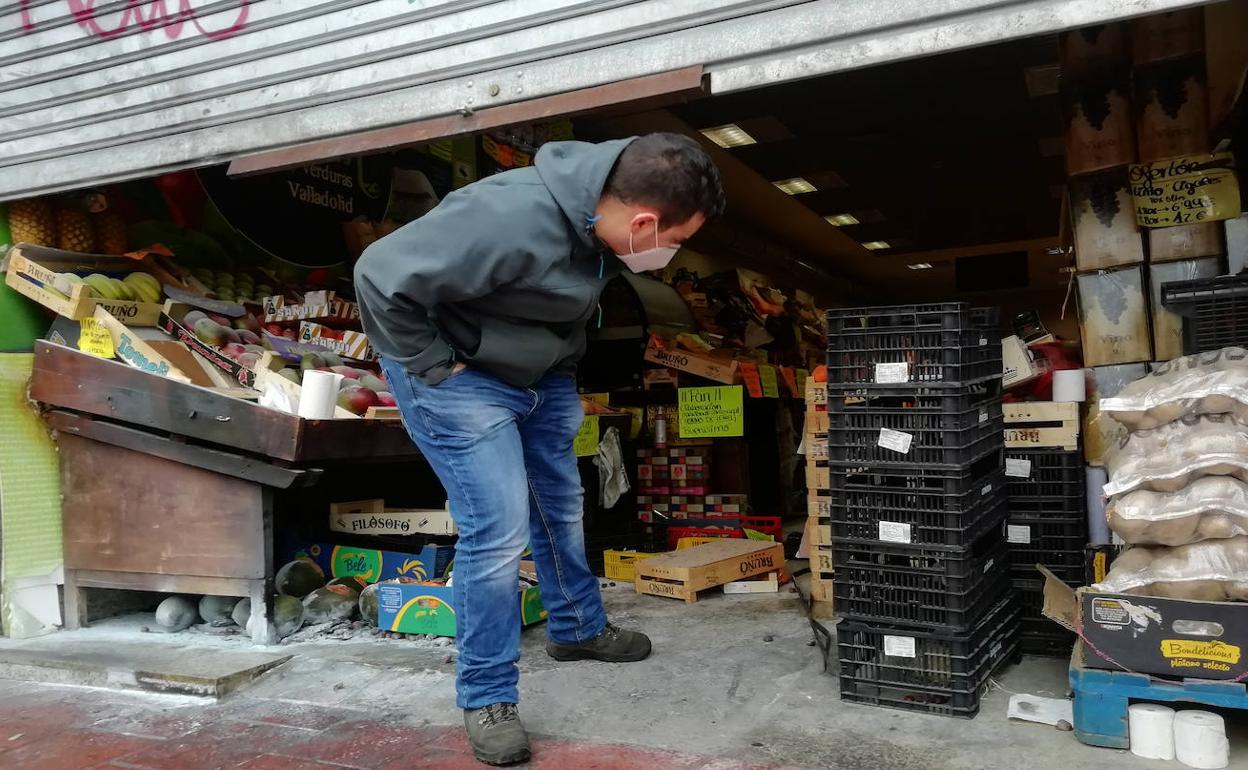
[
  {"x1": 237, "y1": 352, "x2": 261, "y2": 369},
  {"x1": 376, "y1": 391, "x2": 396, "y2": 407},
  {"x1": 337, "y1": 386, "x2": 380, "y2": 415},
  {"x1": 265, "y1": 323, "x2": 285, "y2": 336},
  {"x1": 183, "y1": 310, "x2": 209, "y2": 327},
  {"x1": 359, "y1": 374, "x2": 386, "y2": 393},
  {"x1": 208, "y1": 313, "x2": 232, "y2": 327},
  {"x1": 237, "y1": 329, "x2": 261, "y2": 346},
  {"x1": 300, "y1": 353, "x2": 326, "y2": 371},
  {"x1": 222, "y1": 342, "x2": 247, "y2": 360},
  {"x1": 330, "y1": 365, "x2": 362, "y2": 379}
]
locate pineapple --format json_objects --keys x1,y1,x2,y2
[
  {"x1": 94, "y1": 212, "x2": 127, "y2": 254},
  {"x1": 56, "y1": 208, "x2": 96, "y2": 252},
  {"x1": 8, "y1": 198, "x2": 56, "y2": 246}
]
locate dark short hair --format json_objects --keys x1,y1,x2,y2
[{"x1": 604, "y1": 133, "x2": 726, "y2": 226}]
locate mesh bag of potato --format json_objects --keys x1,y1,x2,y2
[
  {"x1": 1103, "y1": 413, "x2": 1248, "y2": 497},
  {"x1": 1107, "y1": 477, "x2": 1248, "y2": 546},
  {"x1": 1093, "y1": 536, "x2": 1248, "y2": 602},
  {"x1": 1100, "y1": 347, "x2": 1248, "y2": 431}
]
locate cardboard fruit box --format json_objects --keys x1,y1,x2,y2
[
  {"x1": 1041, "y1": 567, "x2": 1248, "y2": 681},
  {"x1": 4, "y1": 244, "x2": 179, "y2": 326},
  {"x1": 375, "y1": 561, "x2": 546, "y2": 637},
  {"x1": 643, "y1": 335, "x2": 738, "y2": 385},
  {"x1": 299, "y1": 321, "x2": 375, "y2": 362},
  {"x1": 158, "y1": 301, "x2": 260, "y2": 388}
]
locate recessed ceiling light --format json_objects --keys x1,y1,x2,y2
[
  {"x1": 907, "y1": 262, "x2": 933, "y2": 270},
  {"x1": 773, "y1": 177, "x2": 817, "y2": 195},
  {"x1": 700, "y1": 124, "x2": 757, "y2": 148},
  {"x1": 824, "y1": 213, "x2": 860, "y2": 227},
  {"x1": 861, "y1": 241, "x2": 891, "y2": 250}
]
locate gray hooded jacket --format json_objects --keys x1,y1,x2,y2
[{"x1": 354, "y1": 138, "x2": 635, "y2": 388}]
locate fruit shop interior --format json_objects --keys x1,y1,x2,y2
[{"x1": 2, "y1": 7, "x2": 1247, "y2": 736}]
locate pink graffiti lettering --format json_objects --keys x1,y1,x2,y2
[{"x1": 19, "y1": 1, "x2": 250, "y2": 41}]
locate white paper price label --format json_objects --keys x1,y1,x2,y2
[
  {"x1": 877, "y1": 428, "x2": 913, "y2": 454},
  {"x1": 979, "y1": 409, "x2": 988, "y2": 424},
  {"x1": 1007, "y1": 524, "x2": 1032, "y2": 544},
  {"x1": 982, "y1": 483, "x2": 993, "y2": 496},
  {"x1": 979, "y1": 337, "x2": 988, "y2": 346},
  {"x1": 1005, "y1": 458, "x2": 1033, "y2": 478},
  {"x1": 874, "y1": 362, "x2": 910, "y2": 384},
  {"x1": 878, "y1": 521, "x2": 912, "y2": 544},
  {"x1": 884, "y1": 635, "x2": 917, "y2": 658}
]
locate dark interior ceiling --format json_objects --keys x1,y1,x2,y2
[
  {"x1": 670, "y1": 35, "x2": 1066, "y2": 256},
  {"x1": 580, "y1": 34, "x2": 1071, "y2": 301}
]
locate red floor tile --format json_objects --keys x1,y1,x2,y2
[
  {"x1": 235, "y1": 754, "x2": 366, "y2": 770},
  {"x1": 0, "y1": 730, "x2": 162, "y2": 770},
  {"x1": 384, "y1": 748, "x2": 497, "y2": 769},
  {"x1": 210, "y1": 699, "x2": 366, "y2": 732},
  {"x1": 528, "y1": 740, "x2": 705, "y2": 770},
  {"x1": 113, "y1": 720, "x2": 314, "y2": 770},
  {"x1": 296, "y1": 721, "x2": 443, "y2": 769}
]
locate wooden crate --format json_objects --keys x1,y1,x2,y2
[
  {"x1": 810, "y1": 573, "x2": 834, "y2": 604},
  {"x1": 723, "y1": 572, "x2": 781, "y2": 594},
  {"x1": 806, "y1": 461, "x2": 830, "y2": 491},
  {"x1": 804, "y1": 410, "x2": 829, "y2": 437},
  {"x1": 1004, "y1": 402, "x2": 1081, "y2": 450},
  {"x1": 806, "y1": 516, "x2": 832, "y2": 547},
  {"x1": 635, "y1": 540, "x2": 784, "y2": 603},
  {"x1": 5, "y1": 245, "x2": 170, "y2": 326},
  {"x1": 807, "y1": 495, "x2": 831, "y2": 518}
]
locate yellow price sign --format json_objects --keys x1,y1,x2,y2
[
  {"x1": 1130, "y1": 152, "x2": 1241, "y2": 228},
  {"x1": 573, "y1": 415, "x2": 600, "y2": 457},
  {"x1": 678, "y1": 386, "x2": 744, "y2": 438},
  {"x1": 759, "y1": 364, "x2": 780, "y2": 398},
  {"x1": 78, "y1": 318, "x2": 115, "y2": 359}
]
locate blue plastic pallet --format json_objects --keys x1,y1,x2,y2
[{"x1": 1069, "y1": 642, "x2": 1248, "y2": 749}]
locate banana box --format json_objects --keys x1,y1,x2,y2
[
  {"x1": 291, "y1": 542, "x2": 455, "y2": 585},
  {"x1": 375, "y1": 561, "x2": 546, "y2": 638},
  {"x1": 4, "y1": 244, "x2": 173, "y2": 326}
]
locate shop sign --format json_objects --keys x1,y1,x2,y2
[
  {"x1": 678, "y1": 386, "x2": 744, "y2": 439},
  {"x1": 573, "y1": 415, "x2": 600, "y2": 457},
  {"x1": 1129, "y1": 153, "x2": 1241, "y2": 227}
]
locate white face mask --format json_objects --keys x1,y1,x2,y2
[{"x1": 617, "y1": 218, "x2": 678, "y2": 273}]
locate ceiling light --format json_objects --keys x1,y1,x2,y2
[
  {"x1": 700, "y1": 124, "x2": 756, "y2": 149},
  {"x1": 861, "y1": 241, "x2": 891, "y2": 251},
  {"x1": 824, "y1": 213, "x2": 860, "y2": 227},
  {"x1": 907, "y1": 263, "x2": 933, "y2": 270},
  {"x1": 773, "y1": 177, "x2": 816, "y2": 195}
]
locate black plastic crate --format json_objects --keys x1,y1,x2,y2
[
  {"x1": 837, "y1": 596, "x2": 1020, "y2": 718},
  {"x1": 830, "y1": 490, "x2": 1006, "y2": 549},
  {"x1": 1006, "y1": 517, "x2": 1085, "y2": 577},
  {"x1": 827, "y1": 303, "x2": 999, "y2": 336},
  {"x1": 834, "y1": 469, "x2": 1004, "y2": 516},
  {"x1": 832, "y1": 399, "x2": 1003, "y2": 433},
  {"x1": 828, "y1": 378, "x2": 1002, "y2": 414},
  {"x1": 828, "y1": 417, "x2": 1004, "y2": 468},
  {"x1": 834, "y1": 544, "x2": 1010, "y2": 630},
  {"x1": 831, "y1": 450, "x2": 1003, "y2": 496},
  {"x1": 1014, "y1": 580, "x2": 1076, "y2": 657},
  {"x1": 1161, "y1": 275, "x2": 1248, "y2": 354},
  {"x1": 827, "y1": 337, "x2": 1002, "y2": 387},
  {"x1": 1005, "y1": 448, "x2": 1086, "y2": 500},
  {"x1": 832, "y1": 523, "x2": 1009, "y2": 629},
  {"x1": 1008, "y1": 495, "x2": 1086, "y2": 517}
]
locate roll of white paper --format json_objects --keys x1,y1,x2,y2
[
  {"x1": 1129, "y1": 703, "x2": 1176, "y2": 760},
  {"x1": 1175, "y1": 710, "x2": 1229, "y2": 769},
  {"x1": 1086, "y1": 466, "x2": 1111, "y2": 545},
  {"x1": 1053, "y1": 369, "x2": 1087, "y2": 402},
  {"x1": 298, "y1": 369, "x2": 344, "y2": 419}
]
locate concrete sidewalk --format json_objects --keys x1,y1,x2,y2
[{"x1": 1, "y1": 583, "x2": 1240, "y2": 769}]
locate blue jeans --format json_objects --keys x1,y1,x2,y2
[{"x1": 381, "y1": 359, "x2": 607, "y2": 709}]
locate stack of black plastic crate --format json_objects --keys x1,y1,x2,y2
[
  {"x1": 1002, "y1": 402, "x2": 1087, "y2": 657},
  {"x1": 826, "y1": 303, "x2": 1019, "y2": 718}
]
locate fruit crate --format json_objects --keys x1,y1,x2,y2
[
  {"x1": 827, "y1": 416, "x2": 1004, "y2": 468},
  {"x1": 829, "y1": 489, "x2": 1006, "y2": 549},
  {"x1": 826, "y1": 336, "x2": 1002, "y2": 387},
  {"x1": 827, "y1": 378, "x2": 1002, "y2": 415},
  {"x1": 831, "y1": 450, "x2": 1003, "y2": 496},
  {"x1": 1014, "y1": 579, "x2": 1075, "y2": 658},
  {"x1": 602, "y1": 550, "x2": 660, "y2": 582},
  {"x1": 1161, "y1": 274, "x2": 1248, "y2": 354},
  {"x1": 837, "y1": 596, "x2": 1020, "y2": 718},
  {"x1": 832, "y1": 524, "x2": 1010, "y2": 629},
  {"x1": 1006, "y1": 517, "x2": 1086, "y2": 578},
  {"x1": 832, "y1": 399, "x2": 1003, "y2": 433},
  {"x1": 1005, "y1": 449, "x2": 1085, "y2": 501}
]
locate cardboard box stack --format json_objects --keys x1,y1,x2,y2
[
  {"x1": 826, "y1": 303, "x2": 1017, "y2": 718},
  {"x1": 803, "y1": 377, "x2": 832, "y2": 604}
]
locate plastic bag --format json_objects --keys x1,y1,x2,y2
[
  {"x1": 1103, "y1": 413, "x2": 1248, "y2": 496},
  {"x1": 1107, "y1": 477, "x2": 1248, "y2": 545},
  {"x1": 1101, "y1": 347, "x2": 1248, "y2": 430},
  {"x1": 1093, "y1": 536, "x2": 1248, "y2": 601}
]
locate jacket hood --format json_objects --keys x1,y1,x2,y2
[{"x1": 535, "y1": 138, "x2": 636, "y2": 247}]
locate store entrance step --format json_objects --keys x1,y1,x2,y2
[{"x1": 0, "y1": 638, "x2": 290, "y2": 698}]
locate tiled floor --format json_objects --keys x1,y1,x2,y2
[{"x1": 0, "y1": 680, "x2": 800, "y2": 769}]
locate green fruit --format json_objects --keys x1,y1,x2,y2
[
  {"x1": 154, "y1": 596, "x2": 199, "y2": 632},
  {"x1": 275, "y1": 559, "x2": 325, "y2": 598},
  {"x1": 359, "y1": 374, "x2": 386, "y2": 393},
  {"x1": 278, "y1": 368, "x2": 301, "y2": 384},
  {"x1": 123, "y1": 274, "x2": 160, "y2": 303},
  {"x1": 231, "y1": 598, "x2": 251, "y2": 629},
  {"x1": 302, "y1": 586, "x2": 357, "y2": 624},
  {"x1": 193, "y1": 318, "x2": 229, "y2": 347},
  {"x1": 110, "y1": 278, "x2": 137, "y2": 301},
  {"x1": 274, "y1": 595, "x2": 305, "y2": 638},
  {"x1": 199, "y1": 595, "x2": 237, "y2": 626},
  {"x1": 359, "y1": 583, "x2": 381, "y2": 626},
  {"x1": 83, "y1": 273, "x2": 120, "y2": 300}
]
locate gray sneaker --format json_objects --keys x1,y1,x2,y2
[
  {"x1": 463, "y1": 703, "x2": 530, "y2": 766},
  {"x1": 546, "y1": 623, "x2": 652, "y2": 662}
]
